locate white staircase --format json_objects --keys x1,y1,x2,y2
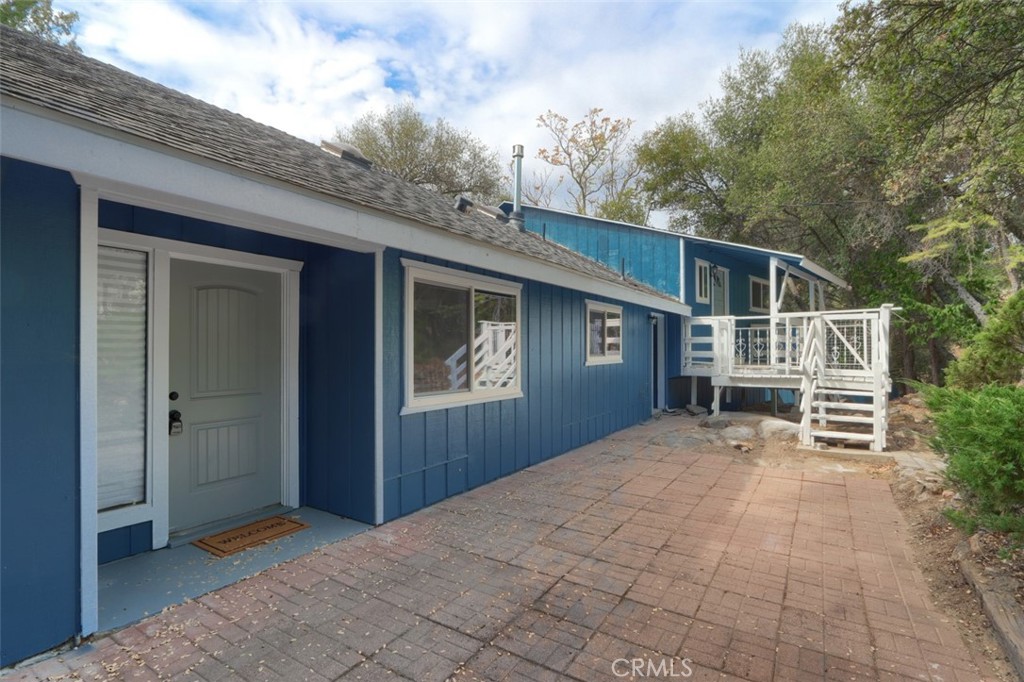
[
  {"x1": 683, "y1": 306, "x2": 894, "y2": 452},
  {"x1": 798, "y1": 309, "x2": 892, "y2": 452}
]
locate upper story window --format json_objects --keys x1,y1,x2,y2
[
  {"x1": 750, "y1": 276, "x2": 771, "y2": 313},
  {"x1": 403, "y1": 260, "x2": 522, "y2": 413},
  {"x1": 586, "y1": 300, "x2": 623, "y2": 365},
  {"x1": 695, "y1": 259, "x2": 711, "y2": 304}
]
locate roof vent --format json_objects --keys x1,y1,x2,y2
[
  {"x1": 320, "y1": 140, "x2": 372, "y2": 168},
  {"x1": 454, "y1": 196, "x2": 509, "y2": 224}
]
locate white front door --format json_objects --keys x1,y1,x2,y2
[{"x1": 168, "y1": 259, "x2": 282, "y2": 532}]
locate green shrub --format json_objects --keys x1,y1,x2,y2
[
  {"x1": 945, "y1": 290, "x2": 1024, "y2": 388},
  {"x1": 926, "y1": 385, "x2": 1024, "y2": 525}
]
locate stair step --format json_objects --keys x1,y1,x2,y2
[
  {"x1": 810, "y1": 413, "x2": 874, "y2": 425},
  {"x1": 814, "y1": 387, "x2": 875, "y2": 396},
  {"x1": 810, "y1": 401, "x2": 874, "y2": 411},
  {"x1": 810, "y1": 430, "x2": 876, "y2": 442}
]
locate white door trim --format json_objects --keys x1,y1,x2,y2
[
  {"x1": 77, "y1": 191, "x2": 306, "y2": 641},
  {"x1": 79, "y1": 188, "x2": 100, "y2": 637},
  {"x1": 650, "y1": 313, "x2": 667, "y2": 412},
  {"x1": 95, "y1": 228, "x2": 303, "y2": 547}
]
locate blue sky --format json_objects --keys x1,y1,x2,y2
[{"x1": 64, "y1": 1, "x2": 840, "y2": 189}]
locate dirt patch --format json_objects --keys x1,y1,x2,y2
[{"x1": 892, "y1": 481, "x2": 1018, "y2": 680}]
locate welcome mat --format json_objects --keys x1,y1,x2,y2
[{"x1": 192, "y1": 515, "x2": 309, "y2": 558}]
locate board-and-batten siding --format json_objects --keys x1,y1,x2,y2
[
  {"x1": 524, "y1": 212, "x2": 681, "y2": 299},
  {"x1": 1, "y1": 157, "x2": 81, "y2": 667},
  {"x1": 684, "y1": 241, "x2": 768, "y2": 318},
  {"x1": 97, "y1": 200, "x2": 378, "y2": 532},
  {"x1": 381, "y1": 250, "x2": 654, "y2": 521}
]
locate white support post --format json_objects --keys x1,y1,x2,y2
[
  {"x1": 809, "y1": 281, "x2": 816, "y2": 312},
  {"x1": 769, "y1": 257, "x2": 779, "y2": 372},
  {"x1": 873, "y1": 305, "x2": 892, "y2": 452},
  {"x1": 769, "y1": 257, "x2": 779, "y2": 318}
]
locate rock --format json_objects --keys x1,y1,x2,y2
[
  {"x1": 905, "y1": 394, "x2": 927, "y2": 408},
  {"x1": 730, "y1": 441, "x2": 753, "y2": 453},
  {"x1": 758, "y1": 419, "x2": 801, "y2": 441},
  {"x1": 942, "y1": 489, "x2": 956, "y2": 499},
  {"x1": 969, "y1": 533, "x2": 984, "y2": 555},
  {"x1": 685, "y1": 404, "x2": 709, "y2": 416},
  {"x1": 650, "y1": 434, "x2": 714, "y2": 450},
  {"x1": 721, "y1": 425, "x2": 756, "y2": 441},
  {"x1": 701, "y1": 416, "x2": 733, "y2": 430}
]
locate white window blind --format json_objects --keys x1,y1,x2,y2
[{"x1": 97, "y1": 246, "x2": 148, "y2": 511}]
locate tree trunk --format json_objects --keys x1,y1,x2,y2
[
  {"x1": 928, "y1": 336, "x2": 943, "y2": 386},
  {"x1": 935, "y1": 266, "x2": 989, "y2": 326},
  {"x1": 902, "y1": 331, "x2": 917, "y2": 390}
]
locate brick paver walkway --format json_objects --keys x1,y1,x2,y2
[{"x1": 9, "y1": 419, "x2": 995, "y2": 681}]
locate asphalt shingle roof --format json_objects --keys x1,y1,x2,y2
[{"x1": 0, "y1": 26, "x2": 672, "y2": 302}]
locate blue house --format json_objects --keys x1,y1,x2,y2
[
  {"x1": 0, "y1": 28, "x2": 693, "y2": 666},
  {"x1": 499, "y1": 203, "x2": 896, "y2": 443}
]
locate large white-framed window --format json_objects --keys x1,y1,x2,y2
[
  {"x1": 403, "y1": 259, "x2": 522, "y2": 413},
  {"x1": 695, "y1": 259, "x2": 711, "y2": 304},
  {"x1": 750, "y1": 276, "x2": 771, "y2": 313},
  {"x1": 586, "y1": 300, "x2": 623, "y2": 365}
]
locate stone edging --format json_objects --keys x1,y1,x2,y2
[{"x1": 955, "y1": 540, "x2": 1024, "y2": 680}]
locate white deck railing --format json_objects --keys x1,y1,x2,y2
[
  {"x1": 682, "y1": 306, "x2": 894, "y2": 451},
  {"x1": 683, "y1": 307, "x2": 892, "y2": 383}
]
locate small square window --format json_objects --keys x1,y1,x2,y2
[
  {"x1": 586, "y1": 301, "x2": 623, "y2": 365},
  {"x1": 750, "y1": 277, "x2": 771, "y2": 313}
]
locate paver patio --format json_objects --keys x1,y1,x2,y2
[{"x1": 7, "y1": 417, "x2": 995, "y2": 681}]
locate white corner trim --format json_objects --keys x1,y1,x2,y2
[
  {"x1": 679, "y1": 239, "x2": 686, "y2": 302},
  {"x1": 79, "y1": 186, "x2": 99, "y2": 638},
  {"x1": 374, "y1": 251, "x2": 384, "y2": 525},
  {"x1": 284, "y1": 269, "x2": 301, "y2": 508}
]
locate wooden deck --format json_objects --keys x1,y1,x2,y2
[{"x1": 682, "y1": 307, "x2": 894, "y2": 451}]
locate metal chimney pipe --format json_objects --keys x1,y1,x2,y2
[{"x1": 510, "y1": 144, "x2": 525, "y2": 232}]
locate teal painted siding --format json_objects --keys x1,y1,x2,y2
[
  {"x1": 522, "y1": 209, "x2": 682, "y2": 299},
  {"x1": 1, "y1": 158, "x2": 81, "y2": 666},
  {"x1": 685, "y1": 241, "x2": 772, "y2": 318},
  {"x1": 381, "y1": 250, "x2": 655, "y2": 522}
]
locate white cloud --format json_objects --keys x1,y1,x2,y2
[{"x1": 65, "y1": 0, "x2": 840, "y2": 192}]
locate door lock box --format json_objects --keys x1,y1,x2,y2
[{"x1": 169, "y1": 409, "x2": 183, "y2": 436}]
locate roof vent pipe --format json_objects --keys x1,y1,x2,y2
[{"x1": 510, "y1": 144, "x2": 525, "y2": 232}]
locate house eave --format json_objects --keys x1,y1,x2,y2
[{"x1": 2, "y1": 102, "x2": 687, "y2": 314}]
